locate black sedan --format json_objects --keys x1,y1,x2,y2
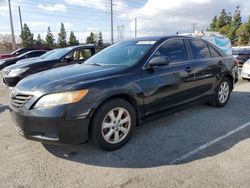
[
  {"x1": 2, "y1": 45, "x2": 104, "y2": 87},
  {"x1": 9, "y1": 36, "x2": 238, "y2": 150},
  {"x1": 0, "y1": 50, "x2": 48, "y2": 70}
]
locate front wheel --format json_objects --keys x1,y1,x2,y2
[
  {"x1": 209, "y1": 77, "x2": 232, "y2": 107},
  {"x1": 91, "y1": 99, "x2": 136, "y2": 151}
]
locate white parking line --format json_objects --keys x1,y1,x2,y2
[{"x1": 170, "y1": 121, "x2": 250, "y2": 164}]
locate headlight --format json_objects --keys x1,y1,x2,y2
[
  {"x1": 7, "y1": 68, "x2": 29, "y2": 77},
  {"x1": 33, "y1": 90, "x2": 88, "y2": 109}
]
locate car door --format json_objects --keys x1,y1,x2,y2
[
  {"x1": 142, "y1": 38, "x2": 196, "y2": 116},
  {"x1": 187, "y1": 39, "x2": 223, "y2": 97}
]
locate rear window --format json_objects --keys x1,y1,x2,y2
[{"x1": 189, "y1": 39, "x2": 211, "y2": 60}]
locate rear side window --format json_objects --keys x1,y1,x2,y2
[
  {"x1": 209, "y1": 46, "x2": 221, "y2": 57},
  {"x1": 154, "y1": 39, "x2": 188, "y2": 63},
  {"x1": 189, "y1": 39, "x2": 211, "y2": 60},
  {"x1": 27, "y1": 51, "x2": 44, "y2": 58}
]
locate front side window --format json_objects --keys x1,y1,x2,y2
[
  {"x1": 68, "y1": 49, "x2": 92, "y2": 61},
  {"x1": 153, "y1": 39, "x2": 188, "y2": 63},
  {"x1": 189, "y1": 39, "x2": 211, "y2": 60}
]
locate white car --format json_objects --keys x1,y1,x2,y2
[{"x1": 241, "y1": 59, "x2": 250, "y2": 81}]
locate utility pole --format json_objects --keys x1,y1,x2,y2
[
  {"x1": 192, "y1": 23, "x2": 197, "y2": 33},
  {"x1": 18, "y1": 6, "x2": 23, "y2": 32},
  {"x1": 8, "y1": 0, "x2": 16, "y2": 50},
  {"x1": 110, "y1": 0, "x2": 114, "y2": 44},
  {"x1": 117, "y1": 25, "x2": 124, "y2": 41},
  {"x1": 135, "y1": 17, "x2": 137, "y2": 38}
]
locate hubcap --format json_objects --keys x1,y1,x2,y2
[
  {"x1": 101, "y1": 107, "x2": 131, "y2": 144},
  {"x1": 218, "y1": 81, "x2": 229, "y2": 104}
]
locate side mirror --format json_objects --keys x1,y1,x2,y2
[
  {"x1": 148, "y1": 56, "x2": 170, "y2": 67},
  {"x1": 64, "y1": 55, "x2": 73, "y2": 62}
]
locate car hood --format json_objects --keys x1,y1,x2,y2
[
  {"x1": 4, "y1": 58, "x2": 57, "y2": 70},
  {"x1": 16, "y1": 64, "x2": 126, "y2": 94}
]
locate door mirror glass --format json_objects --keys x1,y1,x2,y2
[{"x1": 148, "y1": 56, "x2": 170, "y2": 67}]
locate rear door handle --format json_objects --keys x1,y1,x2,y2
[{"x1": 185, "y1": 66, "x2": 193, "y2": 73}]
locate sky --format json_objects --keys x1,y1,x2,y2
[{"x1": 0, "y1": 0, "x2": 249, "y2": 43}]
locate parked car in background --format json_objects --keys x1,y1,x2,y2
[
  {"x1": 16, "y1": 49, "x2": 58, "y2": 65},
  {"x1": 232, "y1": 47, "x2": 250, "y2": 67},
  {"x1": 0, "y1": 47, "x2": 51, "y2": 60},
  {"x1": 2, "y1": 45, "x2": 104, "y2": 87},
  {"x1": 241, "y1": 59, "x2": 250, "y2": 81},
  {"x1": 0, "y1": 50, "x2": 48, "y2": 70},
  {"x1": 9, "y1": 36, "x2": 238, "y2": 150}
]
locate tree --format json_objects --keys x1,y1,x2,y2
[
  {"x1": 225, "y1": 12, "x2": 232, "y2": 25},
  {"x1": 219, "y1": 24, "x2": 231, "y2": 37},
  {"x1": 68, "y1": 31, "x2": 79, "y2": 46},
  {"x1": 35, "y1": 34, "x2": 43, "y2": 46},
  {"x1": 45, "y1": 27, "x2": 54, "y2": 47},
  {"x1": 97, "y1": 32, "x2": 103, "y2": 46},
  {"x1": 236, "y1": 16, "x2": 250, "y2": 45},
  {"x1": 20, "y1": 23, "x2": 34, "y2": 47},
  {"x1": 229, "y1": 6, "x2": 242, "y2": 45},
  {"x1": 58, "y1": 23, "x2": 67, "y2": 47},
  {"x1": 217, "y1": 9, "x2": 228, "y2": 29},
  {"x1": 209, "y1": 16, "x2": 218, "y2": 31},
  {"x1": 86, "y1": 32, "x2": 96, "y2": 44}
]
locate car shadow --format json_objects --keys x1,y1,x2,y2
[
  {"x1": 0, "y1": 104, "x2": 9, "y2": 114},
  {"x1": 43, "y1": 91, "x2": 250, "y2": 168}
]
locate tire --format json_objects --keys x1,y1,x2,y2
[
  {"x1": 209, "y1": 77, "x2": 232, "y2": 107},
  {"x1": 91, "y1": 98, "x2": 136, "y2": 151}
]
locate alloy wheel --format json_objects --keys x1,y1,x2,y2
[
  {"x1": 218, "y1": 81, "x2": 229, "y2": 104},
  {"x1": 101, "y1": 107, "x2": 131, "y2": 144}
]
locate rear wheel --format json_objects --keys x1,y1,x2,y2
[
  {"x1": 91, "y1": 99, "x2": 136, "y2": 151},
  {"x1": 209, "y1": 77, "x2": 231, "y2": 107}
]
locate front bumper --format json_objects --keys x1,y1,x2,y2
[{"x1": 9, "y1": 105, "x2": 91, "y2": 145}]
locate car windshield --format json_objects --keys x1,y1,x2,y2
[
  {"x1": 84, "y1": 40, "x2": 155, "y2": 66},
  {"x1": 45, "y1": 47, "x2": 74, "y2": 59},
  {"x1": 40, "y1": 49, "x2": 57, "y2": 59}
]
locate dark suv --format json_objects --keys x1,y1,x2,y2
[
  {"x1": 9, "y1": 36, "x2": 238, "y2": 150},
  {"x1": 2, "y1": 45, "x2": 104, "y2": 87}
]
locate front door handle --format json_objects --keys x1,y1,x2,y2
[{"x1": 185, "y1": 66, "x2": 193, "y2": 73}]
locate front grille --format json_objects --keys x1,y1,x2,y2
[{"x1": 11, "y1": 93, "x2": 33, "y2": 109}]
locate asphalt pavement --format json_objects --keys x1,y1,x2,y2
[{"x1": 0, "y1": 79, "x2": 250, "y2": 188}]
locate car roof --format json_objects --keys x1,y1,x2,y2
[
  {"x1": 68, "y1": 44, "x2": 102, "y2": 49},
  {"x1": 127, "y1": 35, "x2": 201, "y2": 42}
]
